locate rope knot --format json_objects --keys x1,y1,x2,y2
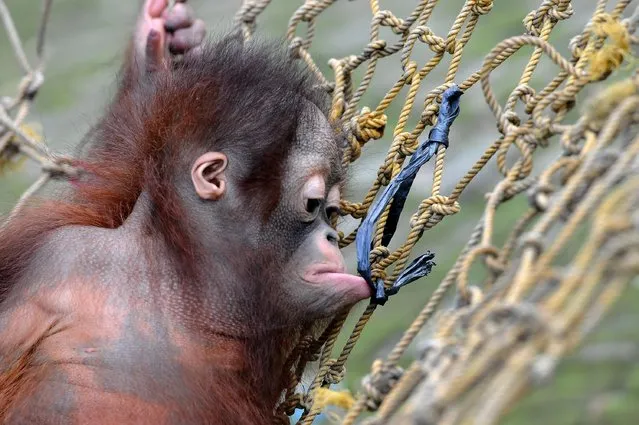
[
  {"x1": 324, "y1": 360, "x2": 346, "y2": 385},
  {"x1": 378, "y1": 164, "x2": 394, "y2": 186},
  {"x1": 341, "y1": 201, "x2": 366, "y2": 219},
  {"x1": 297, "y1": 334, "x2": 313, "y2": 351},
  {"x1": 347, "y1": 134, "x2": 363, "y2": 161},
  {"x1": 369, "y1": 246, "x2": 390, "y2": 264},
  {"x1": 366, "y1": 39, "x2": 387, "y2": 54},
  {"x1": 401, "y1": 60, "x2": 418, "y2": 82},
  {"x1": 427, "y1": 195, "x2": 461, "y2": 216},
  {"x1": 513, "y1": 84, "x2": 536, "y2": 107},
  {"x1": 548, "y1": 1, "x2": 573, "y2": 21},
  {"x1": 569, "y1": 33, "x2": 587, "y2": 58},
  {"x1": 23, "y1": 70, "x2": 44, "y2": 98},
  {"x1": 298, "y1": 335, "x2": 320, "y2": 362},
  {"x1": 471, "y1": 0, "x2": 493, "y2": 15},
  {"x1": 370, "y1": 269, "x2": 387, "y2": 287},
  {"x1": 288, "y1": 37, "x2": 305, "y2": 59},
  {"x1": 500, "y1": 110, "x2": 521, "y2": 133},
  {"x1": 421, "y1": 102, "x2": 440, "y2": 126},
  {"x1": 415, "y1": 26, "x2": 451, "y2": 54},
  {"x1": 429, "y1": 201, "x2": 460, "y2": 216},
  {"x1": 377, "y1": 10, "x2": 404, "y2": 34},
  {"x1": 278, "y1": 393, "x2": 303, "y2": 417},
  {"x1": 409, "y1": 196, "x2": 460, "y2": 228},
  {"x1": 523, "y1": 10, "x2": 541, "y2": 36},
  {"x1": 361, "y1": 360, "x2": 403, "y2": 411},
  {"x1": 352, "y1": 107, "x2": 387, "y2": 146},
  {"x1": 523, "y1": 1, "x2": 572, "y2": 36},
  {"x1": 397, "y1": 132, "x2": 418, "y2": 156}
]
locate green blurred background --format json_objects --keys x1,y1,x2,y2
[{"x1": 1, "y1": 1, "x2": 638, "y2": 423}]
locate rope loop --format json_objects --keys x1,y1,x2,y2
[
  {"x1": 484, "y1": 253, "x2": 506, "y2": 276},
  {"x1": 361, "y1": 360, "x2": 404, "y2": 411},
  {"x1": 457, "y1": 245, "x2": 500, "y2": 300}
]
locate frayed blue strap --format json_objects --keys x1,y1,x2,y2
[{"x1": 355, "y1": 85, "x2": 463, "y2": 305}]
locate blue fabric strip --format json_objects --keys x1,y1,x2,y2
[{"x1": 355, "y1": 85, "x2": 463, "y2": 304}]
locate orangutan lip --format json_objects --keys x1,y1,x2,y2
[
  {"x1": 303, "y1": 264, "x2": 370, "y2": 298},
  {"x1": 307, "y1": 263, "x2": 346, "y2": 276}
]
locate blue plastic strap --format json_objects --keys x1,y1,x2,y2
[{"x1": 355, "y1": 85, "x2": 463, "y2": 304}]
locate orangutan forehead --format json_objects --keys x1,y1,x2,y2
[{"x1": 291, "y1": 102, "x2": 345, "y2": 184}]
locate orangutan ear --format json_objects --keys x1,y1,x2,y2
[{"x1": 191, "y1": 152, "x2": 228, "y2": 200}]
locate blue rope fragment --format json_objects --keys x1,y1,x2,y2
[{"x1": 355, "y1": 85, "x2": 463, "y2": 305}]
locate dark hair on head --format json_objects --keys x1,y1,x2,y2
[
  {"x1": 0, "y1": 32, "x2": 334, "y2": 302},
  {"x1": 141, "y1": 32, "x2": 334, "y2": 219},
  {"x1": 149, "y1": 33, "x2": 332, "y2": 179}
]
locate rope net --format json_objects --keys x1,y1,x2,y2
[{"x1": 2, "y1": 0, "x2": 639, "y2": 424}]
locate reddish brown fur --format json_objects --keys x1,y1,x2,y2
[
  {"x1": 1, "y1": 36, "x2": 318, "y2": 292},
  {"x1": 0, "y1": 326, "x2": 52, "y2": 420},
  {"x1": 0, "y1": 36, "x2": 330, "y2": 424}
]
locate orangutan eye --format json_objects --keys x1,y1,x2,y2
[
  {"x1": 301, "y1": 175, "x2": 326, "y2": 222},
  {"x1": 306, "y1": 198, "x2": 322, "y2": 216}
]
